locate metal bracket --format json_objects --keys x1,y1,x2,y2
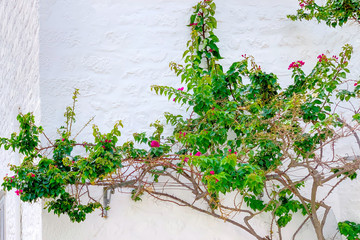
[
  {"x1": 103, "y1": 187, "x2": 114, "y2": 218},
  {"x1": 102, "y1": 180, "x2": 136, "y2": 218}
]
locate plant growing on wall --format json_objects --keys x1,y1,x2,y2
[
  {"x1": 2, "y1": 0, "x2": 360, "y2": 239},
  {"x1": 288, "y1": 0, "x2": 360, "y2": 27}
]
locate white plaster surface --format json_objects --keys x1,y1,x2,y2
[
  {"x1": 0, "y1": 0, "x2": 42, "y2": 240},
  {"x1": 25, "y1": 0, "x2": 360, "y2": 239}
]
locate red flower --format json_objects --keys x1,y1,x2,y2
[
  {"x1": 210, "y1": 170, "x2": 215, "y2": 175},
  {"x1": 151, "y1": 140, "x2": 160, "y2": 148},
  {"x1": 215, "y1": 179, "x2": 219, "y2": 183},
  {"x1": 184, "y1": 157, "x2": 189, "y2": 163},
  {"x1": 15, "y1": 189, "x2": 23, "y2": 196},
  {"x1": 355, "y1": 83, "x2": 358, "y2": 87},
  {"x1": 288, "y1": 60, "x2": 305, "y2": 70},
  {"x1": 209, "y1": 49, "x2": 213, "y2": 53},
  {"x1": 317, "y1": 54, "x2": 327, "y2": 63},
  {"x1": 62, "y1": 138, "x2": 65, "y2": 141},
  {"x1": 195, "y1": 152, "x2": 201, "y2": 156}
]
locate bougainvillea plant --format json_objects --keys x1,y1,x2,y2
[
  {"x1": 2, "y1": 1, "x2": 360, "y2": 239},
  {"x1": 288, "y1": 0, "x2": 360, "y2": 27},
  {"x1": 290, "y1": 1, "x2": 360, "y2": 239}
]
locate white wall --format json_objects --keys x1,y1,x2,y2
[
  {"x1": 39, "y1": 0, "x2": 360, "y2": 239},
  {"x1": 0, "y1": 1, "x2": 42, "y2": 240}
]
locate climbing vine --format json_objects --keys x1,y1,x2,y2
[
  {"x1": 288, "y1": 0, "x2": 360, "y2": 27},
  {"x1": 2, "y1": 1, "x2": 360, "y2": 239}
]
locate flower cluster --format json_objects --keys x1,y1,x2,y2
[
  {"x1": 150, "y1": 140, "x2": 160, "y2": 148},
  {"x1": 228, "y1": 149, "x2": 237, "y2": 155},
  {"x1": 288, "y1": 60, "x2": 305, "y2": 70},
  {"x1": 15, "y1": 189, "x2": 23, "y2": 196},
  {"x1": 3, "y1": 175, "x2": 15, "y2": 183},
  {"x1": 27, "y1": 173, "x2": 36, "y2": 177},
  {"x1": 299, "y1": 0, "x2": 314, "y2": 8},
  {"x1": 178, "y1": 131, "x2": 187, "y2": 139},
  {"x1": 317, "y1": 54, "x2": 327, "y2": 62},
  {"x1": 182, "y1": 151, "x2": 201, "y2": 163}
]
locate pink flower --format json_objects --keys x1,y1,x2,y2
[
  {"x1": 11, "y1": 176, "x2": 15, "y2": 179},
  {"x1": 210, "y1": 170, "x2": 215, "y2": 175},
  {"x1": 62, "y1": 138, "x2": 65, "y2": 141},
  {"x1": 15, "y1": 189, "x2": 23, "y2": 196},
  {"x1": 151, "y1": 140, "x2": 160, "y2": 148},
  {"x1": 177, "y1": 87, "x2": 184, "y2": 91},
  {"x1": 209, "y1": 49, "x2": 213, "y2": 53},
  {"x1": 183, "y1": 132, "x2": 187, "y2": 137},
  {"x1": 102, "y1": 146, "x2": 106, "y2": 149},
  {"x1": 299, "y1": 0, "x2": 313, "y2": 8},
  {"x1": 215, "y1": 179, "x2": 219, "y2": 183},
  {"x1": 173, "y1": 98, "x2": 176, "y2": 102},
  {"x1": 355, "y1": 83, "x2": 358, "y2": 87},
  {"x1": 288, "y1": 61, "x2": 305, "y2": 70},
  {"x1": 234, "y1": 152, "x2": 237, "y2": 155},
  {"x1": 184, "y1": 157, "x2": 189, "y2": 163},
  {"x1": 229, "y1": 149, "x2": 232, "y2": 153},
  {"x1": 317, "y1": 54, "x2": 327, "y2": 63},
  {"x1": 189, "y1": 23, "x2": 198, "y2": 26},
  {"x1": 195, "y1": 152, "x2": 201, "y2": 156}
]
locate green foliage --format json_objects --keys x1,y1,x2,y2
[
  {"x1": 288, "y1": 0, "x2": 360, "y2": 27},
  {"x1": 338, "y1": 221, "x2": 360, "y2": 240},
  {"x1": 2, "y1": 1, "x2": 360, "y2": 239}
]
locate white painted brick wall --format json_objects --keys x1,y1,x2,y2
[{"x1": 0, "y1": 1, "x2": 42, "y2": 240}]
